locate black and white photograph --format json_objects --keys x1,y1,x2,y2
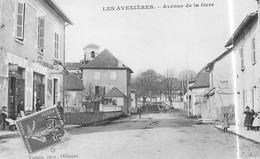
[{"x1": 0, "y1": 0, "x2": 260, "y2": 158}]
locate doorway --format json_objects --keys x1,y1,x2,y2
[
  {"x1": 33, "y1": 73, "x2": 45, "y2": 111},
  {"x1": 8, "y1": 68, "x2": 25, "y2": 119},
  {"x1": 53, "y1": 78, "x2": 58, "y2": 105}
]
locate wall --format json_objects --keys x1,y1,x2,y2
[
  {"x1": 190, "y1": 87, "x2": 208, "y2": 116},
  {"x1": 233, "y1": 18, "x2": 260, "y2": 126},
  {"x1": 203, "y1": 51, "x2": 235, "y2": 121},
  {"x1": 100, "y1": 105, "x2": 123, "y2": 112},
  {"x1": 64, "y1": 111, "x2": 124, "y2": 125},
  {"x1": 82, "y1": 68, "x2": 130, "y2": 113}
]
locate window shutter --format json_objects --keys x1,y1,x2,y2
[
  {"x1": 16, "y1": 3, "x2": 25, "y2": 40},
  {"x1": 54, "y1": 33, "x2": 59, "y2": 58},
  {"x1": 38, "y1": 17, "x2": 45, "y2": 51}
]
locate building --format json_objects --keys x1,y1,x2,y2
[
  {"x1": 81, "y1": 49, "x2": 133, "y2": 114},
  {"x1": 189, "y1": 66, "x2": 210, "y2": 116},
  {"x1": 225, "y1": 11, "x2": 260, "y2": 126},
  {"x1": 0, "y1": 0, "x2": 72, "y2": 119},
  {"x1": 203, "y1": 49, "x2": 235, "y2": 123},
  {"x1": 64, "y1": 73, "x2": 84, "y2": 113}
]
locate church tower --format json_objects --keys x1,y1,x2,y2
[{"x1": 81, "y1": 43, "x2": 100, "y2": 64}]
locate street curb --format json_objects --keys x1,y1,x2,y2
[
  {"x1": 0, "y1": 125, "x2": 78, "y2": 139},
  {"x1": 214, "y1": 126, "x2": 260, "y2": 145}
]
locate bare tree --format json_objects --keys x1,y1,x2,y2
[
  {"x1": 164, "y1": 69, "x2": 177, "y2": 106},
  {"x1": 132, "y1": 69, "x2": 162, "y2": 107},
  {"x1": 178, "y1": 69, "x2": 196, "y2": 94}
]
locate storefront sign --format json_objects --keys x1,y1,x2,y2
[
  {"x1": 9, "y1": 64, "x2": 18, "y2": 72},
  {"x1": 16, "y1": 106, "x2": 66, "y2": 154},
  {"x1": 37, "y1": 60, "x2": 54, "y2": 69}
]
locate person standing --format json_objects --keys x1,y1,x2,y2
[
  {"x1": 243, "y1": 106, "x2": 251, "y2": 130},
  {"x1": 222, "y1": 113, "x2": 229, "y2": 133},
  {"x1": 250, "y1": 109, "x2": 256, "y2": 130},
  {"x1": 1, "y1": 106, "x2": 8, "y2": 130},
  {"x1": 17, "y1": 99, "x2": 24, "y2": 115},
  {"x1": 35, "y1": 99, "x2": 42, "y2": 112},
  {"x1": 252, "y1": 111, "x2": 259, "y2": 131},
  {"x1": 56, "y1": 102, "x2": 64, "y2": 121}
]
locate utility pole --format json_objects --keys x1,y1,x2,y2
[{"x1": 187, "y1": 74, "x2": 190, "y2": 117}]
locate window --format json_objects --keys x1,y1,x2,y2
[
  {"x1": 251, "y1": 37, "x2": 256, "y2": 64},
  {"x1": 95, "y1": 86, "x2": 105, "y2": 95},
  {"x1": 95, "y1": 86, "x2": 100, "y2": 95},
  {"x1": 38, "y1": 17, "x2": 45, "y2": 53},
  {"x1": 110, "y1": 72, "x2": 117, "y2": 80},
  {"x1": 16, "y1": 2, "x2": 25, "y2": 41},
  {"x1": 240, "y1": 46, "x2": 245, "y2": 71},
  {"x1": 94, "y1": 72, "x2": 100, "y2": 80},
  {"x1": 91, "y1": 51, "x2": 95, "y2": 58},
  {"x1": 242, "y1": 90, "x2": 247, "y2": 109},
  {"x1": 54, "y1": 33, "x2": 59, "y2": 59}
]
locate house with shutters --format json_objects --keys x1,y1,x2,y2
[
  {"x1": 80, "y1": 49, "x2": 133, "y2": 114},
  {"x1": 225, "y1": 11, "x2": 260, "y2": 126},
  {"x1": 0, "y1": 0, "x2": 72, "y2": 119}
]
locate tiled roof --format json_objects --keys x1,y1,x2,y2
[
  {"x1": 225, "y1": 11, "x2": 257, "y2": 47},
  {"x1": 80, "y1": 49, "x2": 133, "y2": 73},
  {"x1": 65, "y1": 62, "x2": 85, "y2": 70},
  {"x1": 64, "y1": 73, "x2": 84, "y2": 90},
  {"x1": 190, "y1": 66, "x2": 210, "y2": 89},
  {"x1": 43, "y1": 0, "x2": 73, "y2": 25},
  {"x1": 158, "y1": 78, "x2": 182, "y2": 91},
  {"x1": 104, "y1": 87, "x2": 126, "y2": 98}
]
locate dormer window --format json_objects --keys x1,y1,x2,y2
[{"x1": 91, "y1": 51, "x2": 95, "y2": 58}]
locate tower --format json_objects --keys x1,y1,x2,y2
[{"x1": 81, "y1": 43, "x2": 100, "y2": 64}]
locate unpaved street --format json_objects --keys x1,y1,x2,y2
[{"x1": 1, "y1": 111, "x2": 260, "y2": 159}]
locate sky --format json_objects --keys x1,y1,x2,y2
[{"x1": 55, "y1": 0, "x2": 257, "y2": 76}]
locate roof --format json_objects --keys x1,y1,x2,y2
[
  {"x1": 83, "y1": 43, "x2": 100, "y2": 50},
  {"x1": 65, "y1": 62, "x2": 85, "y2": 70},
  {"x1": 158, "y1": 78, "x2": 182, "y2": 91},
  {"x1": 190, "y1": 66, "x2": 210, "y2": 89},
  {"x1": 80, "y1": 49, "x2": 133, "y2": 73},
  {"x1": 104, "y1": 87, "x2": 126, "y2": 98},
  {"x1": 43, "y1": 0, "x2": 73, "y2": 25},
  {"x1": 225, "y1": 11, "x2": 257, "y2": 47},
  {"x1": 206, "y1": 48, "x2": 233, "y2": 71},
  {"x1": 64, "y1": 73, "x2": 84, "y2": 90}
]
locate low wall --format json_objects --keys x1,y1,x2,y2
[
  {"x1": 100, "y1": 105, "x2": 123, "y2": 112},
  {"x1": 64, "y1": 111, "x2": 124, "y2": 125}
]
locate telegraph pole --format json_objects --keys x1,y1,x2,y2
[{"x1": 187, "y1": 75, "x2": 190, "y2": 117}]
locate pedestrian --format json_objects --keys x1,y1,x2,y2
[
  {"x1": 17, "y1": 99, "x2": 24, "y2": 116},
  {"x1": 130, "y1": 107, "x2": 133, "y2": 119},
  {"x1": 1, "y1": 106, "x2": 8, "y2": 130},
  {"x1": 222, "y1": 113, "x2": 229, "y2": 133},
  {"x1": 40, "y1": 103, "x2": 45, "y2": 110},
  {"x1": 250, "y1": 109, "x2": 256, "y2": 130},
  {"x1": 252, "y1": 111, "x2": 260, "y2": 131},
  {"x1": 243, "y1": 106, "x2": 251, "y2": 130},
  {"x1": 35, "y1": 99, "x2": 42, "y2": 112},
  {"x1": 56, "y1": 102, "x2": 64, "y2": 121}
]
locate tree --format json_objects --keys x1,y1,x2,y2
[
  {"x1": 178, "y1": 69, "x2": 196, "y2": 94},
  {"x1": 132, "y1": 69, "x2": 162, "y2": 107},
  {"x1": 164, "y1": 69, "x2": 177, "y2": 106}
]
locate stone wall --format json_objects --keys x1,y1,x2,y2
[{"x1": 64, "y1": 111, "x2": 124, "y2": 125}]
